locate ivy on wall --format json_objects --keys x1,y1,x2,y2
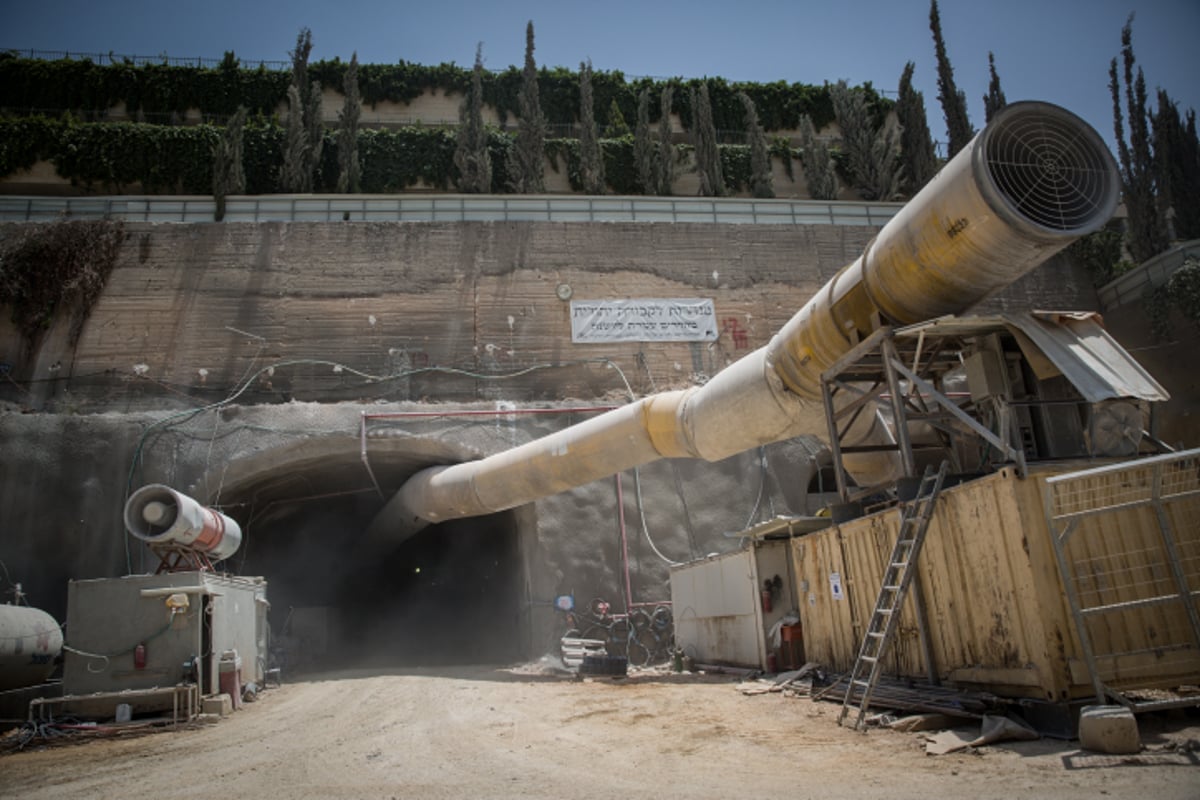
[
  {"x1": 0, "y1": 56, "x2": 289, "y2": 118},
  {"x1": 0, "y1": 117, "x2": 529, "y2": 195},
  {"x1": 1065, "y1": 228, "x2": 1134, "y2": 287},
  {"x1": 1145, "y1": 259, "x2": 1200, "y2": 341},
  {"x1": 0, "y1": 54, "x2": 888, "y2": 134},
  {"x1": 0, "y1": 115, "x2": 818, "y2": 197},
  {"x1": 0, "y1": 219, "x2": 125, "y2": 355}
]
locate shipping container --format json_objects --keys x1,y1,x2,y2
[{"x1": 791, "y1": 456, "x2": 1200, "y2": 701}]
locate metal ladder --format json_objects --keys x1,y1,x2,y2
[{"x1": 838, "y1": 461, "x2": 949, "y2": 730}]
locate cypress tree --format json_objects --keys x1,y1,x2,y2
[
  {"x1": 605, "y1": 99, "x2": 630, "y2": 138},
  {"x1": 281, "y1": 27, "x2": 322, "y2": 192},
  {"x1": 281, "y1": 83, "x2": 309, "y2": 192},
  {"x1": 983, "y1": 52, "x2": 1007, "y2": 123},
  {"x1": 798, "y1": 115, "x2": 838, "y2": 200},
  {"x1": 336, "y1": 52, "x2": 362, "y2": 194},
  {"x1": 290, "y1": 28, "x2": 311, "y2": 106},
  {"x1": 306, "y1": 79, "x2": 324, "y2": 188},
  {"x1": 454, "y1": 44, "x2": 492, "y2": 193},
  {"x1": 831, "y1": 80, "x2": 901, "y2": 201},
  {"x1": 578, "y1": 60, "x2": 606, "y2": 194},
  {"x1": 1152, "y1": 89, "x2": 1200, "y2": 241},
  {"x1": 896, "y1": 62, "x2": 938, "y2": 195},
  {"x1": 691, "y1": 83, "x2": 725, "y2": 197},
  {"x1": 657, "y1": 86, "x2": 675, "y2": 195},
  {"x1": 212, "y1": 106, "x2": 247, "y2": 221},
  {"x1": 507, "y1": 21, "x2": 546, "y2": 193},
  {"x1": 739, "y1": 92, "x2": 773, "y2": 198},
  {"x1": 634, "y1": 88, "x2": 655, "y2": 194},
  {"x1": 929, "y1": 0, "x2": 974, "y2": 157},
  {"x1": 1110, "y1": 16, "x2": 1168, "y2": 262}
]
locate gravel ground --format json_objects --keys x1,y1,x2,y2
[{"x1": 3, "y1": 665, "x2": 1198, "y2": 799}]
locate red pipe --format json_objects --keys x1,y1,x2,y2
[{"x1": 615, "y1": 473, "x2": 634, "y2": 615}]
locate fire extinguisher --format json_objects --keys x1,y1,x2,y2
[
  {"x1": 134, "y1": 643, "x2": 147, "y2": 670},
  {"x1": 761, "y1": 588, "x2": 772, "y2": 614}
]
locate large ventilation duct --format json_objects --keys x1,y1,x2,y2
[
  {"x1": 124, "y1": 484, "x2": 243, "y2": 562},
  {"x1": 368, "y1": 101, "x2": 1119, "y2": 545}
]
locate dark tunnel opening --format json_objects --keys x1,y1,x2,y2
[{"x1": 218, "y1": 455, "x2": 526, "y2": 674}]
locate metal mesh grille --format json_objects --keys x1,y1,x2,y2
[{"x1": 985, "y1": 108, "x2": 1115, "y2": 232}]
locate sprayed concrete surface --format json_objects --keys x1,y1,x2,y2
[
  {"x1": 3, "y1": 667, "x2": 1199, "y2": 799},
  {"x1": 0, "y1": 399, "x2": 827, "y2": 661}
]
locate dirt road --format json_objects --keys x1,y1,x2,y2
[{"x1": 3, "y1": 665, "x2": 1198, "y2": 799}]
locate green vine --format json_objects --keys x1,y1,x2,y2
[
  {"x1": 770, "y1": 136, "x2": 796, "y2": 182},
  {"x1": 1144, "y1": 284, "x2": 1173, "y2": 341},
  {"x1": 0, "y1": 54, "x2": 878, "y2": 134},
  {"x1": 1143, "y1": 258, "x2": 1200, "y2": 341},
  {"x1": 1169, "y1": 260, "x2": 1200, "y2": 322},
  {"x1": 1, "y1": 115, "x2": 815, "y2": 197},
  {"x1": 1066, "y1": 228, "x2": 1134, "y2": 287},
  {"x1": 0, "y1": 219, "x2": 126, "y2": 355}
]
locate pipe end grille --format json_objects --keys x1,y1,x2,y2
[{"x1": 984, "y1": 104, "x2": 1118, "y2": 233}]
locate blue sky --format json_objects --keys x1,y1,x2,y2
[{"x1": 3, "y1": 0, "x2": 1197, "y2": 150}]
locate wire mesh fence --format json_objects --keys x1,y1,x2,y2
[{"x1": 1045, "y1": 448, "x2": 1200, "y2": 708}]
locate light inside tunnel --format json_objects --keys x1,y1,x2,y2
[{"x1": 212, "y1": 441, "x2": 526, "y2": 672}]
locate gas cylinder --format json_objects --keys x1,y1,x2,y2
[{"x1": 0, "y1": 604, "x2": 64, "y2": 691}]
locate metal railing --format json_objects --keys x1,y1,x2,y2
[
  {"x1": 1097, "y1": 239, "x2": 1200, "y2": 311},
  {"x1": 1, "y1": 47, "x2": 289, "y2": 71},
  {"x1": 0, "y1": 194, "x2": 902, "y2": 227}
]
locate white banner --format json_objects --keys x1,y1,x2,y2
[{"x1": 570, "y1": 299, "x2": 719, "y2": 343}]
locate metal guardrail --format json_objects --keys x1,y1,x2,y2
[
  {"x1": 0, "y1": 194, "x2": 902, "y2": 227},
  {"x1": 1097, "y1": 239, "x2": 1200, "y2": 311},
  {"x1": 1, "y1": 46, "x2": 289, "y2": 70}
]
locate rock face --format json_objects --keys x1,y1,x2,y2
[
  {"x1": 0, "y1": 220, "x2": 1095, "y2": 411},
  {"x1": 0, "y1": 220, "x2": 1097, "y2": 664}
]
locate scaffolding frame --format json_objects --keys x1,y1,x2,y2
[{"x1": 819, "y1": 325, "x2": 1027, "y2": 506}]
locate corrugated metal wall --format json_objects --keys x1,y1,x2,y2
[{"x1": 790, "y1": 465, "x2": 1200, "y2": 700}]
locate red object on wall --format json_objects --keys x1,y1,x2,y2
[
  {"x1": 133, "y1": 643, "x2": 146, "y2": 670},
  {"x1": 760, "y1": 589, "x2": 772, "y2": 614}
]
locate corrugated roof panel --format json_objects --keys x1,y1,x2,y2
[
  {"x1": 896, "y1": 314, "x2": 1169, "y2": 403},
  {"x1": 1007, "y1": 313, "x2": 1169, "y2": 403}
]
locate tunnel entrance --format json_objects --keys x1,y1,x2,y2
[{"x1": 211, "y1": 439, "x2": 528, "y2": 673}]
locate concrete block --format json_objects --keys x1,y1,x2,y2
[
  {"x1": 1078, "y1": 705, "x2": 1141, "y2": 754},
  {"x1": 202, "y1": 694, "x2": 234, "y2": 717}
]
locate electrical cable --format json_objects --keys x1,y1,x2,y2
[
  {"x1": 632, "y1": 466, "x2": 682, "y2": 567},
  {"x1": 60, "y1": 611, "x2": 182, "y2": 673},
  {"x1": 743, "y1": 446, "x2": 770, "y2": 530},
  {"x1": 668, "y1": 462, "x2": 701, "y2": 559},
  {"x1": 118, "y1": 353, "x2": 644, "y2": 573}
]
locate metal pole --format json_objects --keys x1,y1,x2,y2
[
  {"x1": 882, "y1": 337, "x2": 916, "y2": 478},
  {"x1": 1149, "y1": 461, "x2": 1200, "y2": 650}
]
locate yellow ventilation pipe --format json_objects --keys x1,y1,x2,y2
[{"x1": 368, "y1": 101, "x2": 1119, "y2": 544}]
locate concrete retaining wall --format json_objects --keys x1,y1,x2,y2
[{"x1": 0, "y1": 220, "x2": 1097, "y2": 412}]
